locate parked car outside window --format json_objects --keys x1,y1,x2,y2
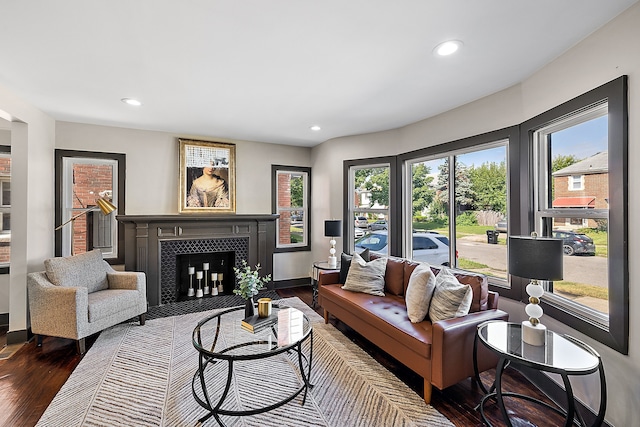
[
  {"x1": 355, "y1": 230, "x2": 452, "y2": 266},
  {"x1": 495, "y1": 220, "x2": 507, "y2": 233},
  {"x1": 354, "y1": 227, "x2": 366, "y2": 239},
  {"x1": 552, "y1": 230, "x2": 596, "y2": 256},
  {"x1": 368, "y1": 220, "x2": 388, "y2": 231},
  {"x1": 355, "y1": 216, "x2": 368, "y2": 228}
]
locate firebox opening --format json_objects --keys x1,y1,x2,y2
[{"x1": 176, "y1": 251, "x2": 235, "y2": 301}]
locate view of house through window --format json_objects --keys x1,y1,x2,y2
[
  {"x1": 350, "y1": 164, "x2": 390, "y2": 253},
  {"x1": 407, "y1": 143, "x2": 508, "y2": 276},
  {"x1": 0, "y1": 151, "x2": 10, "y2": 266},
  {"x1": 61, "y1": 157, "x2": 118, "y2": 258},
  {"x1": 535, "y1": 106, "x2": 609, "y2": 316},
  {"x1": 273, "y1": 166, "x2": 310, "y2": 251}
]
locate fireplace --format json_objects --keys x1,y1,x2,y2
[{"x1": 117, "y1": 214, "x2": 278, "y2": 306}]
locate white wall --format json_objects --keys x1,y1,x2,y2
[
  {"x1": 310, "y1": 4, "x2": 640, "y2": 425},
  {"x1": 55, "y1": 122, "x2": 313, "y2": 280}
]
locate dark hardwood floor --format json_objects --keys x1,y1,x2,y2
[{"x1": 1, "y1": 287, "x2": 566, "y2": 427}]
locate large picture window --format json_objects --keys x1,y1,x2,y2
[
  {"x1": 0, "y1": 146, "x2": 10, "y2": 268},
  {"x1": 272, "y1": 165, "x2": 310, "y2": 252},
  {"x1": 522, "y1": 76, "x2": 628, "y2": 353}
]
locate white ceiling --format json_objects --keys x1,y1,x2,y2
[{"x1": 0, "y1": 1, "x2": 636, "y2": 147}]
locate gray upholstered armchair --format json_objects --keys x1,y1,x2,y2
[{"x1": 27, "y1": 249, "x2": 147, "y2": 354}]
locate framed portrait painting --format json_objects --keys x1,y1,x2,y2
[{"x1": 179, "y1": 139, "x2": 236, "y2": 213}]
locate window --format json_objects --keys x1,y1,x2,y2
[
  {"x1": 522, "y1": 76, "x2": 628, "y2": 354},
  {"x1": 402, "y1": 135, "x2": 511, "y2": 279},
  {"x1": 55, "y1": 150, "x2": 125, "y2": 263},
  {"x1": 345, "y1": 157, "x2": 396, "y2": 253},
  {"x1": 569, "y1": 175, "x2": 584, "y2": 191},
  {"x1": 272, "y1": 165, "x2": 310, "y2": 252},
  {"x1": 0, "y1": 146, "x2": 10, "y2": 267}
]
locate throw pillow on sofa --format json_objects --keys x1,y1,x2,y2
[
  {"x1": 405, "y1": 263, "x2": 437, "y2": 323},
  {"x1": 339, "y1": 248, "x2": 370, "y2": 284},
  {"x1": 342, "y1": 252, "x2": 386, "y2": 296},
  {"x1": 429, "y1": 267, "x2": 473, "y2": 322}
]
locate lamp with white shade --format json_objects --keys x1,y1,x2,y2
[
  {"x1": 324, "y1": 220, "x2": 342, "y2": 268},
  {"x1": 508, "y1": 232, "x2": 563, "y2": 346}
]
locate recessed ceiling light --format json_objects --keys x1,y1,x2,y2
[
  {"x1": 433, "y1": 40, "x2": 463, "y2": 57},
  {"x1": 310, "y1": 125, "x2": 321, "y2": 131},
  {"x1": 121, "y1": 98, "x2": 142, "y2": 106}
]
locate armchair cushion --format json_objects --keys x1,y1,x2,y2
[
  {"x1": 44, "y1": 249, "x2": 108, "y2": 293},
  {"x1": 88, "y1": 289, "x2": 140, "y2": 322}
]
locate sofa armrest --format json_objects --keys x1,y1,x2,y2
[
  {"x1": 430, "y1": 309, "x2": 509, "y2": 389},
  {"x1": 318, "y1": 270, "x2": 340, "y2": 286},
  {"x1": 27, "y1": 272, "x2": 89, "y2": 339},
  {"x1": 487, "y1": 290, "x2": 499, "y2": 310}
]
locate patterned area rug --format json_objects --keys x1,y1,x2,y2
[{"x1": 36, "y1": 297, "x2": 453, "y2": 427}]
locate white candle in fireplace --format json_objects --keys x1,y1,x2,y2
[
  {"x1": 196, "y1": 271, "x2": 203, "y2": 279},
  {"x1": 188, "y1": 267, "x2": 195, "y2": 275},
  {"x1": 203, "y1": 263, "x2": 209, "y2": 270},
  {"x1": 218, "y1": 273, "x2": 224, "y2": 281},
  {"x1": 211, "y1": 272, "x2": 218, "y2": 281}
]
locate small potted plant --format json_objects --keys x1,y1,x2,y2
[{"x1": 233, "y1": 260, "x2": 272, "y2": 318}]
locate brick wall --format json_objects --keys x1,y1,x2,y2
[
  {"x1": 277, "y1": 173, "x2": 292, "y2": 244},
  {"x1": 553, "y1": 172, "x2": 608, "y2": 228},
  {"x1": 71, "y1": 164, "x2": 113, "y2": 255}
]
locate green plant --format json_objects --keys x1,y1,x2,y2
[{"x1": 233, "y1": 260, "x2": 271, "y2": 299}]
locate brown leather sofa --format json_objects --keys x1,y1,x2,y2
[{"x1": 318, "y1": 255, "x2": 509, "y2": 403}]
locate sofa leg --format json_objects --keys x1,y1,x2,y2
[
  {"x1": 76, "y1": 338, "x2": 86, "y2": 355},
  {"x1": 36, "y1": 334, "x2": 43, "y2": 347},
  {"x1": 423, "y1": 379, "x2": 432, "y2": 404},
  {"x1": 139, "y1": 313, "x2": 146, "y2": 326},
  {"x1": 323, "y1": 309, "x2": 329, "y2": 324}
]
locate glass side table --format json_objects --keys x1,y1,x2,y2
[
  {"x1": 311, "y1": 260, "x2": 340, "y2": 307},
  {"x1": 474, "y1": 321, "x2": 606, "y2": 427}
]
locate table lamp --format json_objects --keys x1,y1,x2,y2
[
  {"x1": 324, "y1": 220, "x2": 342, "y2": 268},
  {"x1": 508, "y1": 232, "x2": 563, "y2": 346}
]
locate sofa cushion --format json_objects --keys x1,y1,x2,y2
[
  {"x1": 428, "y1": 268, "x2": 473, "y2": 322},
  {"x1": 45, "y1": 249, "x2": 109, "y2": 293},
  {"x1": 339, "y1": 249, "x2": 370, "y2": 284},
  {"x1": 342, "y1": 252, "x2": 386, "y2": 296},
  {"x1": 405, "y1": 263, "x2": 437, "y2": 323},
  {"x1": 87, "y1": 289, "x2": 139, "y2": 323},
  {"x1": 320, "y1": 284, "x2": 432, "y2": 358}
]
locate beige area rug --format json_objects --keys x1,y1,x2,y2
[{"x1": 36, "y1": 297, "x2": 453, "y2": 427}]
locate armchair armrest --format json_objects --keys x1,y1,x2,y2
[
  {"x1": 318, "y1": 270, "x2": 340, "y2": 286},
  {"x1": 27, "y1": 272, "x2": 89, "y2": 340},
  {"x1": 107, "y1": 271, "x2": 146, "y2": 292},
  {"x1": 430, "y1": 309, "x2": 509, "y2": 389}
]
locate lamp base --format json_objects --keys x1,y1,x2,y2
[
  {"x1": 328, "y1": 255, "x2": 337, "y2": 269},
  {"x1": 522, "y1": 320, "x2": 547, "y2": 346}
]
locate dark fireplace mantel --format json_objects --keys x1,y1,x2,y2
[{"x1": 117, "y1": 214, "x2": 278, "y2": 306}]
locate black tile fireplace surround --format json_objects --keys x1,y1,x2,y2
[{"x1": 117, "y1": 214, "x2": 278, "y2": 306}]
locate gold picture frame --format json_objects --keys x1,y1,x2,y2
[{"x1": 178, "y1": 138, "x2": 236, "y2": 213}]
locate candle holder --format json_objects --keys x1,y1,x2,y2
[
  {"x1": 196, "y1": 271, "x2": 204, "y2": 298},
  {"x1": 187, "y1": 266, "x2": 195, "y2": 297},
  {"x1": 203, "y1": 263, "x2": 210, "y2": 295},
  {"x1": 211, "y1": 272, "x2": 219, "y2": 296},
  {"x1": 217, "y1": 272, "x2": 224, "y2": 294}
]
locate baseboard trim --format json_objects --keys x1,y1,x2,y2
[
  {"x1": 272, "y1": 277, "x2": 311, "y2": 290},
  {"x1": 516, "y1": 365, "x2": 610, "y2": 427},
  {"x1": 6, "y1": 329, "x2": 29, "y2": 345},
  {"x1": 0, "y1": 313, "x2": 8, "y2": 327}
]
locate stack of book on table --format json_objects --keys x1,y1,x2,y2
[{"x1": 241, "y1": 314, "x2": 277, "y2": 333}]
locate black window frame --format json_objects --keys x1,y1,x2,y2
[
  {"x1": 271, "y1": 165, "x2": 311, "y2": 253},
  {"x1": 518, "y1": 75, "x2": 628, "y2": 354}
]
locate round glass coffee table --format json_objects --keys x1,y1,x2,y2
[{"x1": 192, "y1": 303, "x2": 313, "y2": 426}]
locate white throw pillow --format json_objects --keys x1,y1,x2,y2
[
  {"x1": 342, "y1": 252, "x2": 387, "y2": 297},
  {"x1": 428, "y1": 268, "x2": 473, "y2": 322},
  {"x1": 405, "y1": 263, "x2": 437, "y2": 323}
]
